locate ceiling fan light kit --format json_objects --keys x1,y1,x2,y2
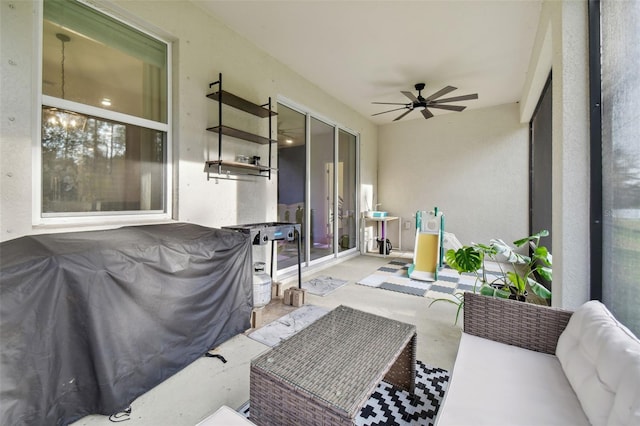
[{"x1": 372, "y1": 83, "x2": 478, "y2": 121}]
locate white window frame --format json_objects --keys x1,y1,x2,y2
[{"x1": 34, "y1": 0, "x2": 173, "y2": 227}]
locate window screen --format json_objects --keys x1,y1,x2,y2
[{"x1": 600, "y1": 0, "x2": 640, "y2": 335}]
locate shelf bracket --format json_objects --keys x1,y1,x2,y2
[{"x1": 268, "y1": 96, "x2": 272, "y2": 180}]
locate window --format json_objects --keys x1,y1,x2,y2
[
  {"x1": 593, "y1": 0, "x2": 640, "y2": 335},
  {"x1": 529, "y1": 74, "x2": 552, "y2": 292},
  {"x1": 41, "y1": 0, "x2": 169, "y2": 217}
]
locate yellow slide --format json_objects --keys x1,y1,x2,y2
[{"x1": 408, "y1": 209, "x2": 443, "y2": 282}]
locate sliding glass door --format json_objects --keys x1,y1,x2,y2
[
  {"x1": 309, "y1": 117, "x2": 335, "y2": 262},
  {"x1": 277, "y1": 102, "x2": 358, "y2": 272},
  {"x1": 338, "y1": 130, "x2": 357, "y2": 252},
  {"x1": 276, "y1": 104, "x2": 306, "y2": 269}
]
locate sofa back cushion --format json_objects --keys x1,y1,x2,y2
[{"x1": 556, "y1": 300, "x2": 640, "y2": 426}]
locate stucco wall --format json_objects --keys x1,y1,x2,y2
[
  {"x1": 551, "y1": 0, "x2": 591, "y2": 309},
  {"x1": 377, "y1": 103, "x2": 529, "y2": 250},
  {"x1": 0, "y1": 0, "x2": 378, "y2": 243},
  {"x1": 520, "y1": 0, "x2": 590, "y2": 309},
  {"x1": 0, "y1": 0, "x2": 37, "y2": 241}
]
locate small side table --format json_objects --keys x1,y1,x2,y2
[{"x1": 361, "y1": 215, "x2": 402, "y2": 256}]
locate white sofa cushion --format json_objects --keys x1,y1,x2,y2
[
  {"x1": 436, "y1": 333, "x2": 589, "y2": 426},
  {"x1": 196, "y1": 406, "x2": 254, "y2": 425},
  {"x1": 556, "y1": 300, "x2": 640, "y2": 426}
]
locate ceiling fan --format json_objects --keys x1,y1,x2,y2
[
  {"x1": 278, "y1": 126, "x2": 304, "y2": 140},
  {"x1": 277, "y1": 126, "x2": 304, "y2": 146},
  {"x1": 372, "y1": 83, "x2": 478, "y2": 121}
]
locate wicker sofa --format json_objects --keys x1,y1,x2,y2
[{"x1": 436, "y1": 292, "x2": 640, "y2": 426}]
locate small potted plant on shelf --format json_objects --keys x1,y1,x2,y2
[{"x1": 430, "y1": 230, "x2": 552, "y2": 324}]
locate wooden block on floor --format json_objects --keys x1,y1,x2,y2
[
  {"x1": 271, "y1": 281, "x2": 282, "y2": 298},
  {"x1": 291, "y1": 288, "x2": 306, "y2": 307},
  {"x1": 283, "y1": 287, "x2": 305, "y2": 306},
  {"x1": 250, "y1": 307, "x2": 264, "y2": 328},
  {"x1": 283, "y1": 288, "x2": 294, "y2": 305}
]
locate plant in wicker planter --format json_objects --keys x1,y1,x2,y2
[{"x1": 430, "y1": 230, "x2": 552, "y2": 324}]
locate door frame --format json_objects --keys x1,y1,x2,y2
[{"x1": 277, "y1": 97, "x2": 360, "y2": 275}]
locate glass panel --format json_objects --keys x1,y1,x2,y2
[
  {"x1": 43, "y1": 0, "x2": 167, "y2": 123},
  {"x1": 338, "y1": 130, "x2": 357, "y2": 252},
  {"x1": 530, "y1": 76, "x2": 552, "y2": 292},
  {"x1": 601, "y1": 0, "x2": 640, "y2": 335},
  {"x1": 42, "y1": 106, "x2": 165, "y2": 214},
  {"x1": 277, "y1": 104, "x2": 306, "y2": 269},
  {"x1": 309, "y1": 118, "x2": 334, "y2": 261}
]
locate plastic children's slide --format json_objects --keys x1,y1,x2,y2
[{"x1": 408, "y1": 207, "x2": 444, "y2": 282}]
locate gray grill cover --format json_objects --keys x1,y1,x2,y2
[{"x1": 0, "y1": 223, "x2": 252, "y2": 425}]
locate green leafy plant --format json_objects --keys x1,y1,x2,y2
[
  {"x1": 429, "y1": 230, "x2": 552, "y2": 324},
  {"x1": 429, "y1": 290, "x2": 466, "y2": 325}
]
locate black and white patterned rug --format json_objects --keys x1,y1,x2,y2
[
  {"x1": 238, "y1": 361, "x2": 449, "y2": 425},
  {"x1": 357, "y1": 258, "x2": 505, "y2": 301}
]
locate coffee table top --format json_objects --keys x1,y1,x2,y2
[{"x1": 251, "y1": 305, "x2": 416, "y2": 417}]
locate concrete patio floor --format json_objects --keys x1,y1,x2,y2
[{"x1": 72, "y1": 252, "x2": 462, "y2": 425}]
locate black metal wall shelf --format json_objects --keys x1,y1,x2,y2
[
  {"x1": 205, "y1": 73, "x2": 277, "y2": 180},
  {"x1": 204, "y1": 160, "x2": 277, "y2": 175},
  {"x1": 206, "y1": 90, "x2": 277, "y2": 118},
  {"x1": 206, "y1": 125, "x2": 276, "y2": 145}
]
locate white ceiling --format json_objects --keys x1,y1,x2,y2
[{"x1": 196, "y1": 0, "x2": 542, "y2": 124}]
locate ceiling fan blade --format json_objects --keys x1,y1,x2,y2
[
  {"x1": 372, "y1": 106, "x2": 410, "y2": 117},
  {"x1": 401, "y1": 91, "x2": 418, "y2": 102},
  {"x1": 428, "y1": 104, "x2": 467, "y2": 112},
  {"x1": 393, "y1": 108, "x2": 414, "y2": 121},
  {"x1": 431, "y1": 93, "x2": 478, "y2": 103},
  {"x1": 421, "y1": 108, "x2": 434, "y2": 119},
  {"x1": 425, "y1": 86, "x2": 457, "y2": 101},
  {"x1": 372, "y1": 101, "x2": 411, "y2": 105}
]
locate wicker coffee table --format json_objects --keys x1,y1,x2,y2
[{"x1": 250, "y1": 305, "x2": 417, "y2": 425}]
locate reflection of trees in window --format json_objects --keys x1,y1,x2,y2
[
  {"x1": 41, "y1": 106, "x2": 163, "y2": 213},
  {"x1": 96, "y1": 122, "x2": 126, "y2": 171},
  {"x1": 42, "y1": 108, "x2": 88, "y2": 206}
]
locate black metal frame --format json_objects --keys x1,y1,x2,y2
[
  {"x1": 265, "y1": 228, "x2": 302, "y2": 289},
  {"x1": 206, "y1": 73, "x2": 275, "y2": 179},
  {"x1": 223, "y1": 223, "x2": 303, "y2": 289},
  {"x1": 588, "y1": 0, "x2": 603, "y2": 301}
]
